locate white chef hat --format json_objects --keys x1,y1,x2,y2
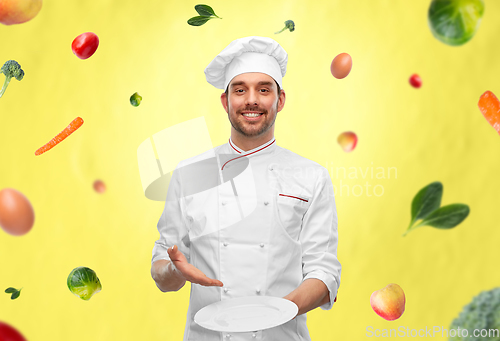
[{"x1": 204, "y1": 36, "x2": 288, "y2": 91}]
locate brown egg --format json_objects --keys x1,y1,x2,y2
[
  {"x1": 0, "y1": 188, "x2": 35, "y2": 236},
  {"x1": 330, "y1": 53, "x2": 352, "y2": 79},
  {"x1": 93, "y1": 180, "x2": 106, "y2": 194}
]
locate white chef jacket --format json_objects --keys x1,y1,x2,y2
[{"x1": 152, "y1": 137, "x2": 341, "y2": 341}]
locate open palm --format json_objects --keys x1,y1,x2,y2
[{"x1": 167, "y1": 245, "x2": 223, "y2": 287}]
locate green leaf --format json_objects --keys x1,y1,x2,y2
[
  {"x1": 195, "y1": 4, "x2": 217, "y2": 17},
  {"x1": 410, "y1": 182, "x2": 443, "y2": 226},
  {"x1": 187, "y1": 16, "x2": 212, "y2": 26},
  {"x1": 418, "y1": 204, "x2": 470, "y2": 229},
  {"x1": 11, "y1": 289, "x2": 21, "y2": 300},
  {"x1": 5, "y1": 287, "x2": 17, "y2": 293}
]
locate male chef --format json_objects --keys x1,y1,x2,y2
[{"x1": 151, "y1": 36, "x2": 341, "y2": 340}]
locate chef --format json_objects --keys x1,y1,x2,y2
[{"x1": 151, "y1": 36, "x2": 341, "y2": 340}]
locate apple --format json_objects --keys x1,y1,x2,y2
[
  {"x1": 337, "y1": 131, "x2": 358, "y2": 152},
  {"x1": 0, "y1": 321, "x2": 27, "y2": 341},
  {"x1": 370, "y1": 283, "x2": 405, "y2": 321},
  {"x1": 0, "y1": 0, "x2": 42, "y2": 25}
]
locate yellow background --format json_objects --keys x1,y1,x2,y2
[{"x1": 1, "y1": 0, "x2": 499, "y2": 339}]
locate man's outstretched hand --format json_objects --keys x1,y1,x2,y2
[{"x1": 167, "y1": 245, "x2": 223, "y2": 287}]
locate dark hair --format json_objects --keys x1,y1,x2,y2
[{"x1": 225, "y1": 80, "x2": 282, "y2": 98}]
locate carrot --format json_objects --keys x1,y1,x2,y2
[
  {"x1": 35, "y1": 117, "x2": 84, "y2": 156},
  {"x1": 478, "y1": 91, "x2": 500, "y2": 135}
]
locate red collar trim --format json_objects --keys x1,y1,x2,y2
[
  {"x1": 229, "y1": 139, "x2": 241, "y2": 154},
  {"x1": 222, "y1": 138, "x2": 276, "y2": 170}
]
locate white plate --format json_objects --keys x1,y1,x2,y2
[{"x1": 194, "y1": 296, "x2": 298, "y2": 333}]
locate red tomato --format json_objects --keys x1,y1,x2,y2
[
  {"x1": 0, "y1": 321, "x2": 27, "y2": 341},
  {"x1": 409, "y1": 74, "x2": 422, "y2": 88},
  {"x1": 71, "y1": 32, "x2": 99, "y2": 60}
]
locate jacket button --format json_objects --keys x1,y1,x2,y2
[
  {"x1": 223, "y1": 242, "x2": 228, "y2": 246},
  {"x1": 222, "y1": 201, "x2": 227, "y2": 206},
  {"x1": 264, "y1": 201, "x2": 269, "y2": 205},
  {"x1": 260, "y1": 243, "x2": 264, "y2": 247},
  {"x1": 224, "y1": 288, "x2": 228, "y2": 293},
  {"x1": 252, "y1": 333, "x2": 257, "y2": 338},
  {"x1": 256, "y1": 289, "x2": 261, "y2": 294}
]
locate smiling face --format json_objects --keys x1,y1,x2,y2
[{"x1": 221, "y1": 72, "x2": 285, "y2": 146}]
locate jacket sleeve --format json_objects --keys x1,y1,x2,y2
[
  {"x1": 299, "y1": 166, "x2": 341, "y2": 310},
  {"x1": 151, "y1": 164, "x2": 191, "y2": 265}
]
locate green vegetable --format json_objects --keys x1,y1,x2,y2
[
  {"x1": 4, "y1": 287, "x2": 22, "y2": 300},
  {"x1": 188, "y1": 4, "x2": 221, "y2": 26},
  {"x1": 0, "y1": 60, "x2": 24, "y2": 99},
  {"x1": 449, "y1": 287, "x2": 500, "y2": 341},
  {"x1": 130, "y1": 92, "x2": 142, "y2": 107},
  {"x1": 194, "y1": 4, "x2": 219, "y2": 17},
  {"x1": 403, "y1": 181, "x2": 470, "y2": 236},
  {"x1": 67, "y1": 266, "x2": 102, "y2": 301},
  {"x1": 410, "y1": 181, "x2": 443, "y2": 226},
  {"x1": 275, "y1": 20, "x2": 295, "y2": 34},
  {"x1": 418, "y1": 204, "x2": 470, "y2": 229},
  {"x1": 428, "y1": 0, "x2": 484, "y2": 46}
]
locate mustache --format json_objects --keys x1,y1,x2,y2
[{"x1": 236, "y1": 107, "x2": 268, "y2": 114}]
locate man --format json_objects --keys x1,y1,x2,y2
[{"x1": 151, "y1": 36, "x2": 341, "y2": 340}]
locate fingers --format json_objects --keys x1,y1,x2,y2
[
  {"x1": 207, "y1": 278, "x2": 224, "y2": 287},
  {"x1": 167, "y1": 245, "x2": 182, "y2": 260},
  {"x1": 167, "y1": 246, "x2": 223, "y2": 287},
  {"x1": 166, "y1": 244, "x2": 177, "y2": 256},
  {"x1": 184, "y1": 268, "x2": 223, "y2": 287},
  {"x1": 193, "y1": 274, "x2": 223, "y2": 287}
]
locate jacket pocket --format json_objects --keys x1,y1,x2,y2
[{"x1": 276, "y1": 193, "x2": 311, "y2": 241}]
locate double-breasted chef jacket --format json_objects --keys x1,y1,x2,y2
[{"x1": 152, "y1": 136, "x2": 341, "y2": 340}]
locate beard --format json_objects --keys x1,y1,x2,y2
[{"x1": 228, "y1": 104, "x2": 278, "y2": 137}]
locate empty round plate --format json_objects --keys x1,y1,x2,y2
[{"x1": 194, "y1": 296, "x2": 298, "y2": 332}]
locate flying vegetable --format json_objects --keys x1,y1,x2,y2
[
  {"x1": 0, "y1": 60, "x2": 24, "y2": 99},
  {"x1": 67, "y1": 266, "x2": 102, "y2": 301},
  {"x1": 449, "y1": 287, "x2": 500, "y2": 340},
  {"x1": 275, "y1": 20, "x2": 295, "y2": 34},
  {"x1": 428, "y1": 0, "x2": 484, "y2": 46}
]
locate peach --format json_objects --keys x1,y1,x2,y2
[
  {"x1": 370, "y1": 283, "x2": 405, "y2": 321},
  {"x1": 0, "y1": 0, "x2": 42, "y2": 25}
]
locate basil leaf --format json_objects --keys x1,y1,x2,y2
[
  {"x1": 5, "y1": 287, "x2": 17, "y2": 293},
  {"x1": 187, "y1": 16, "x2": 212, "y2": 26},
  {"x1": 411, "y1": 182, "x2": 443, "y2": 224},
  {"x1": 195, "y1": 4, "x2": 217, "y2": 17},
  {"x1": 11, "y1": 290, "x2": 21, "y2": 300},
  {"x1": 420, "y1": 204, "x2": 470, "y2": 229}
]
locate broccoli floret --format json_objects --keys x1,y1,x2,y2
[
  {"x1": 449, "y1": 287, "x2": 500, "y2": 341},
  {"x1": 0, "y1": 60, "x2": 24, "y2": 99},
  {"x1": 275, "y1": 20, "x2": 295, "y2": 34}
]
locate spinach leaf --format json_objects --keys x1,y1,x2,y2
[
  {"x1": 187, "y1": 16, "x2": 212, "y2": 26},
  {"x1": 5, "y1": 287, "x2": 22, "y2": 299},
  {"x1": 410, "y1": 181, "x2": 443, "y2": 227},
  {"x1": 419, "y1": 204, "x2": 470, "y2": 229},
  {"x1": 403, "y1": 182, "x2": 470, "y2": 236},
  {"x1": 11, "y1": 289, "x2": 21, "y2": 300},
  {"x1": 195, "y1": 4, "x2": 219, "y2": 17}
]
